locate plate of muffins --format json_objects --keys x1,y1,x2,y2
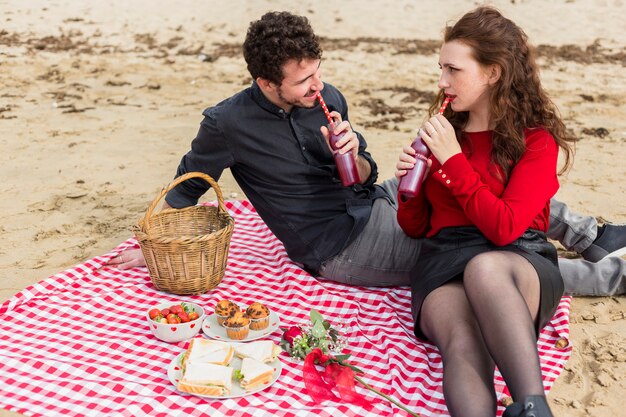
[{"x1": 202, "y1": 300, "x2": 280, "y2": 342}]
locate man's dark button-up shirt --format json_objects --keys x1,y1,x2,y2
[{"x1": 166, "y1": 82, "x2": 388, "y2": 275}]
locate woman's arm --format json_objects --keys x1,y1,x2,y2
[{"x1": 442, "y1": 130, "x2": 559, "y2": 245}]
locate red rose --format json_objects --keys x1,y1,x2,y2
[{"x1": 282, "y1": 326, "x2": 303, "y2": 346}]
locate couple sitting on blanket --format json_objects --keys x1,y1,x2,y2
[{"x1": 110, "y1": 9, "x2": 626, "y2": 417}]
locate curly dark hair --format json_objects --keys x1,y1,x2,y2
[
  {"x1": 243, "y1": 11, "x2": 322, "y2": 85},
  {"x1": 429, "y1": 6, "x2": 575, "y2": 181}
]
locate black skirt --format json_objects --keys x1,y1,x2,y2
[{"x1": 410, "y1": 226, "x2": 564, "y2": 341}]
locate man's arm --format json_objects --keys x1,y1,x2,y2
[
  {"x1": 165, "y1": 110, "x2": 234, "y2": 208},
  {"x1": 355, "y1": 154, "x2": 373, "y2": 185},
  {"x1": 107, "y1": 109, "x2": 233, "y2": 269}
]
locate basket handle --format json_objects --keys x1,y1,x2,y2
[{"x1": 141, "y1": 172, "x2": 229, "y2": 228}]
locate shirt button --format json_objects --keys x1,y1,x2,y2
[
  {"x1": 438, "y1": 169, "x2": 443, "y2": 174},
  {"x1": 446, "y1": 180, "x2": 451, "y2": 185},
  {"x1": 301, "y1": 146, "x2": 306, "y2": 151},
  {"x1": 442, "y1": 174, "x2": 446, "y2": 178}
]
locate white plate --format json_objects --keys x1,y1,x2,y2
[
  {"x1": 202, "y1": 311, "x2": 280, "y2": 342},
  {"x1": 167, "y1": 349, "x2": 282, "y2": 399}
]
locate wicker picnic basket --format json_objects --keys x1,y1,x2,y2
[{"x1": 134, "y1": 172, "x2": 234, "y2": 295}]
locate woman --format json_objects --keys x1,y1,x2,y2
[{"x1": 396, "y1": 7, "x2": 574, "y2": 417}]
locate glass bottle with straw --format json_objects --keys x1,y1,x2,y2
[
  {"x1": 317, "y1": 92, "x2": 361, "y2": 187},
  {"x1": 398, "y1": 96, "x2": 452, "y2": 198}
]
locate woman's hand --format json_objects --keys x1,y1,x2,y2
[
  {"x1": 320, "y1": 111, "x2": 359, "y2": 159},
  {"x1": 395, "y1": 144, "x2": 432, "y2": 179},
  {"x1": 105, "y1": 248, "x2": 146, "y2": 270},
  {"x1": 419, "y1": 114, "x2": 461, "y2": 165}
]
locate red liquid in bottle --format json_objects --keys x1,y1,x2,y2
[
  {"x1": 328, "y1": 124, "x2": 360, "y2": 187},
  {"x1": 397, "y1": 136, "x2": 431, "y2": 198}
]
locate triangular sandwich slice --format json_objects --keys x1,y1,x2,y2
[
  {"x1": 182, "y1": 338, "x2": 234, "y2": 371},
  {"x1": 239, "y1": 357, "x2": 275, "y2": 391},
  {"x1": 234, "y1": 340, "x2": 281, "y2": 363},
  {"x1": 177, "y1": 362, "x2": 233, "y2": 396}
]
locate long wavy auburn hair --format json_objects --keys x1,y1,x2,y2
[{"x1": 429, "y1": 6, "x2": 575, "y2": 182}]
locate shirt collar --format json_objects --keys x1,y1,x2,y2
[{"x1": 249, "y1": 81, "x2": 289, "y2": 118}]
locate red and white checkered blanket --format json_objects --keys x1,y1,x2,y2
[{"x1": 0, "y1": 200, "x2": 571, "y2": 417}]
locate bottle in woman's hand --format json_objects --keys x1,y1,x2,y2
[
  {"x1": 398, "y1": 96, "x2": 452, "y2": 198},
  {"x1": 397, "y1": 135, "x2": 431, "y2": 198}
]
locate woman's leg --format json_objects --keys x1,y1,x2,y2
[
  {"x1": 462, "y1": 251, "x2": 547, "y2": 403},
  {"x1": 420, "y1": 282, "x2": 497, "y2": 417}
]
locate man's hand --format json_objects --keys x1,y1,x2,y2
[
  {"x1": 319, "y1": 111, "x2": 360, "y2": 159},
  {"x1": 105, "y1": 248, "x2": 147, "y2": 270}
]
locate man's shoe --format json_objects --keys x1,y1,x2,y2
[{"x1": 581, "y1": 224, "x2": 626, "y2": 262}]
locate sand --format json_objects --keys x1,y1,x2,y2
[{"x1": 0, "y1": 1, "x2": 624, "y2": 416}]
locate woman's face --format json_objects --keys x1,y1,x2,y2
[{"x1": 437, "y1": 40, "x2": 494, "y2": 115}]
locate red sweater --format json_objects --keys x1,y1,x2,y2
[{"x1": 397, "y1": 129, "x2": 559, "y2": 246}]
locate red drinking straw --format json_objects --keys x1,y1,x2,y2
[
  {"x1": 316, "y1": 92, "x2": 335, "y2": 128},
  {"x1": 438, "y1": 96, "x2": 452, "y2": 115}
]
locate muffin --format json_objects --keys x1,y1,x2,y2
[
  {"x1": 223, "y1": 311, "x2": 251, "y2": 340},
  {"x1": 214, "y1": 299, "x2": 239, "y2": 326},
  {"x1": 246, "y1": 302, "x2": 270, "y2": 331}
]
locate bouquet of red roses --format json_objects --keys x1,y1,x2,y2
[
  {"x1": 280, "y1": 309, "x2": 420, "y2": 416},
  {"x1": 280, "y1": 309, "x2": 347, "y2": 359}
]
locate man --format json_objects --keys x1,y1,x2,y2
[{"x1": 108, "y1": 11, "x2": 626, "y2": 296}]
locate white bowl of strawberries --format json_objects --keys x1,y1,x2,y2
[{"x1": 146, "y1": 301, "x2": 205, "y2": 343}]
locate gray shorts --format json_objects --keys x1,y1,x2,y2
[{"x1": 318, "y1": 178, "x2": 421, "y2": 287}]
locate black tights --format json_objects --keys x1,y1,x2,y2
[{"x1": 419, "y1": 251, "x2": 546, "y2": 417}]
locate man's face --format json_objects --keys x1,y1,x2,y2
[{"x1": 266, "y1": 58, "x2": 323, "y2": 112}]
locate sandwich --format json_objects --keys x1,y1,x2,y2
[
  {"x1": 233, "y1": 340, "x2": 281, "y2": 363},
  {"x1": 238, "y1": 357, "x2": 275, "y2": 391},
  {"x1": 177, "y1": 362, "x2": 233, "y2": 396},
  {"x1": 182, "y1": 338, "x2": 234, "y2": 372}
]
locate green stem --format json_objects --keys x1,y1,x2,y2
[{"x1": 354, "y1": 375, "x2": 421, "y2": 417}]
